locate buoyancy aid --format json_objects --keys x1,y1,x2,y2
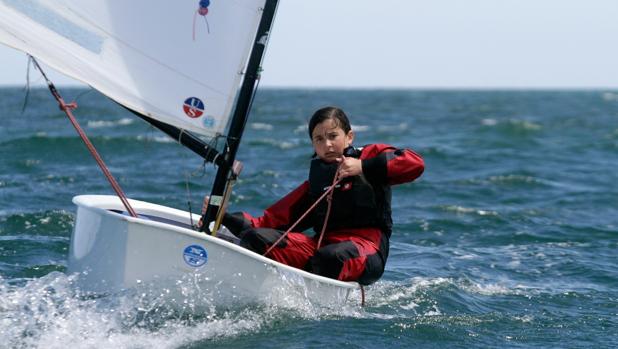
[{"x1": 308, "y1": 146, "x2": 393, "y2": 236}]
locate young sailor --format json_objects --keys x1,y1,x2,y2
[{"x1": 217, "y1": 106, "x2": 424, "y2": 285}]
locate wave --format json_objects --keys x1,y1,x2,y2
[
  {"x1": 352, "y1": 124, "x2": 370, "y2": 132},
  {"x1": 0, "y1": 210, "x2": 74, "y2": 236},
  {"x1": 249, "y1": 122, "x2": 274, "y2": 131},
  {"x1": 0, "y1": 134, "x2": 186, "y2": 157},
  {"x1": 2, "y1": 267, "x2": 561, "y2": 348},
  {"x1": 0, "y1": 271, "x2": 365, "y2": 349},
  {"x1": 2, "y1": 273, "x2": 528, "y2": 348},
  {"x1": 376, "y1": 122, "x2": 408, "y2": 133},
  {"x1": 457, "y1": 172, "x2": 551, "y2": 188},
  {"x1": 291, "y1": 123, "x2": 373, "y2": 134},
  {"x1": 601, "y1": 92, "x2": 618, "y2": 101},
  {"x1": 440, "y1": 205, "x2": 498, "y2": 217},
  {"x1": 247, "y1": 138, "x2": 301, "y2": 150},
  {"x1": 293, "y1": 124, "x2": 307, "y2": 134},
  {"x1": 481, "y1": 118, "x2": 541, "y2": 130},
  {"x1": 87, "y1": 118, "x2": 134, "y2": 129}
]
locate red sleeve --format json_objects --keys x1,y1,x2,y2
[
  {"x1": 359, "y1": 144, "x2": 424, "y2": 185},
  {"x1": 241, "y1": 181, "x2": 311, "y2": 229}
]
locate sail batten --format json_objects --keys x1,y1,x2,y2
[{"x1": 0, "y1": 0, "x2": 267, "y2": 138}]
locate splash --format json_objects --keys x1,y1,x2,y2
[{"x1": 0, "y1": 269, "x2": 365, "y2": 348}]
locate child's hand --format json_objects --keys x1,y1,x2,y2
[
  {"x1": 336, "y1": 156, "x2": 362, "y2": 178},
  {"x1": 201, "y1": 196, "x2": 210, "y2": 214},
  {"x1": 197, "y1": 196, "x2": 209, "y2": 229}
]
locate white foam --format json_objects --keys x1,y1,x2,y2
[
  {"x1": 258, "y1": 138, "x2": 297, "y2": 149},
  {"x1": 293, "y1": 124, "x2": 307, "y2": 134},
  {"x1": 2, "y1": 269, "x2": 561, "y2": 348},
  {"x1": 443, "y1": 205, "x2": 498, "y2": 216},
  {"x1": 463, "y1": 282, "x2": 512, "y2": 296},
  {"x1": 482, "y1": 118, "x2": 498, "y2": 126},
  {"x1": 250, "y1": 122, "x2": 274, "y2": 131},
  {"x1": 509, "y1": 119, "x2": 542, "y2": 130},
  {"x1": 602, "y1": 92, "x2": 618, "y2": 101},
  {"x1": 376, "y1": 122, "x2": 408, "y2": 132},
  {"x1": 87, "y1": 118, "x2": 134, "y2": 128},
  {"x1": 0, "y1": 271, "x2": 368, "y2": 348},
  {"x1": 136, "y1": 135, "x2": 175, "y2": 143},
  {"x1": 352, "y1": 124, "x2": 370, "y2": 132}
]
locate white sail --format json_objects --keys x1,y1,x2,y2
[{"x1": 0, "y1": 0, "x2": 266, "y2": 137}]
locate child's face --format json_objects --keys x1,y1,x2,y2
[{"x1": 311, "y1": 118, "x2": 354, "y2": 163}]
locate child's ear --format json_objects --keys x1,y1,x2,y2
[{"x1": 346, "y1": 130, "x2": 355, "y2": 146}]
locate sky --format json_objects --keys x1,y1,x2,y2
[{"x1": 1, "y1": 0, "x2": 618, "y2": 89}]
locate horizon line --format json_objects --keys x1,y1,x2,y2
[{"x1": 1, "y1": 83, "x2": 617, "y2": 92}]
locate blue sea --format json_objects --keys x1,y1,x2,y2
[{"x1": 1, "y1": 87, "x2": 617, "y2": 348}]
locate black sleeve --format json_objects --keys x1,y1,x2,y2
[{"x1": 222, "y1": 212, "x2": 253, "y2": 235}]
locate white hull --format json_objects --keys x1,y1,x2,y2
[{"x1": 67, "y1": 195, "x2": 358, "y2": 308}]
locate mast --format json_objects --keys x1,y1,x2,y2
[{"x1": 200, "y1": 0, "x2": 279, "y2": 233}]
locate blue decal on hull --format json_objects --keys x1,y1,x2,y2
[{"x1": 183, "y1": 244, "x2": 208, "y2": 267}]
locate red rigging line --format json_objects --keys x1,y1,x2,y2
[
  {"x1": 261, "y1": 164, "x2": 367, "y2": 308},
  {"x1": 30, "y1": 57, "x2": 138, "y2": 218},
  {"x1": 263, "y1": 163, "x2": 343, "y2": 257},
  {"x1": 316, "y1": 164, "x2": 342, "y2": 250}
]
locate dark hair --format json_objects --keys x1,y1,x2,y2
[{"x1": 308, "y1": 106, "x2": 352, "y2": 138}]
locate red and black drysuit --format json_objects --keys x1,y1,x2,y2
[{"x1": 222, "y1": 144, "x2": 424, "y2": 285}]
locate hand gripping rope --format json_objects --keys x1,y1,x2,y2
[{"x1": 30, "y1": 57, "x2": 137, "y2": 218}]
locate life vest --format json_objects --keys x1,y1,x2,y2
[{"x1": 308, "y1": 146, "x2": 393, "y2": 236}]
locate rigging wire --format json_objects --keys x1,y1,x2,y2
[
  {"x1": 72, "y1": 88, "x2": 94, "y2": 105},
  {"x1": 186, "y1": 172, "x2": 195, "y2": 228},
  {"x1": 28, "y1": 55, "x2": 138, "y2": 218},
  {"x1": 184, "y1": 133, "x2": 224, "y2": 229},
  {"x1": 21, "y1": 55, "x2": 32, "y2": 114},
  {"x1": 21, "y1": 56, "x2": 92, "y2": 114},
  {"x1": 185, "y1": 154, "x2": 211, "y2": 229},
  {"x1": 183, "y1": 132, "x2": 228, "y2": 229}
]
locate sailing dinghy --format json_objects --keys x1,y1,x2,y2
[{"x1": 0, "y1": 0, "x2": 359, "y2": 307}]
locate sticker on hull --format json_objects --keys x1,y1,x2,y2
[{"x1": 183, "y1": 244, "x2": 208, "y2": 267}]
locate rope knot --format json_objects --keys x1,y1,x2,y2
[{"x1": 60, "y1": 101, "x2": 77, "y2": 111}]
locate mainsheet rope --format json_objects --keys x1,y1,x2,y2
[
  {"x1": 30, "y1": 57, "x2": 138, "y2": 218},
  {"x1": 263, "y1": 163, "x2": 342, "y2": 257},
  {"x1": 262, "y1": 164, "x2": 368, "y2": 306}
]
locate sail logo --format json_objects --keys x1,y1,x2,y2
[
  {"x1": 183, "y1": 97, "x2": 205, "y2": 118},
  {"x1": 183, "y1": 244, "x2": 208, "y2": 267},
  {"x1": 203, "y1": 115, "x2": 215, "y2": 128}
]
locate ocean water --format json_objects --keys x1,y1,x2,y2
[{"x1": 0, "y1": 87, "x2": 617, "y2": 348}]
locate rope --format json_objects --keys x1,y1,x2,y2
[
  {"x1": 263, "y1": 164, "x2": 342, "y2": 257},
  {"x1": 21, "y1": 56, "x2": 32, "y2": 114},
  {"x1": 185, "y1": 173, "x2": 195, "y2": 228},
  {"x1": 30, "y1": 57, "x2": 138, "y2": 218},
  {"x1": 316, "y1": 167, "x2": 341, "y2": 250},
  {"x1": 261, "y1": 162, "x2": 369, "y2": 306}
]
